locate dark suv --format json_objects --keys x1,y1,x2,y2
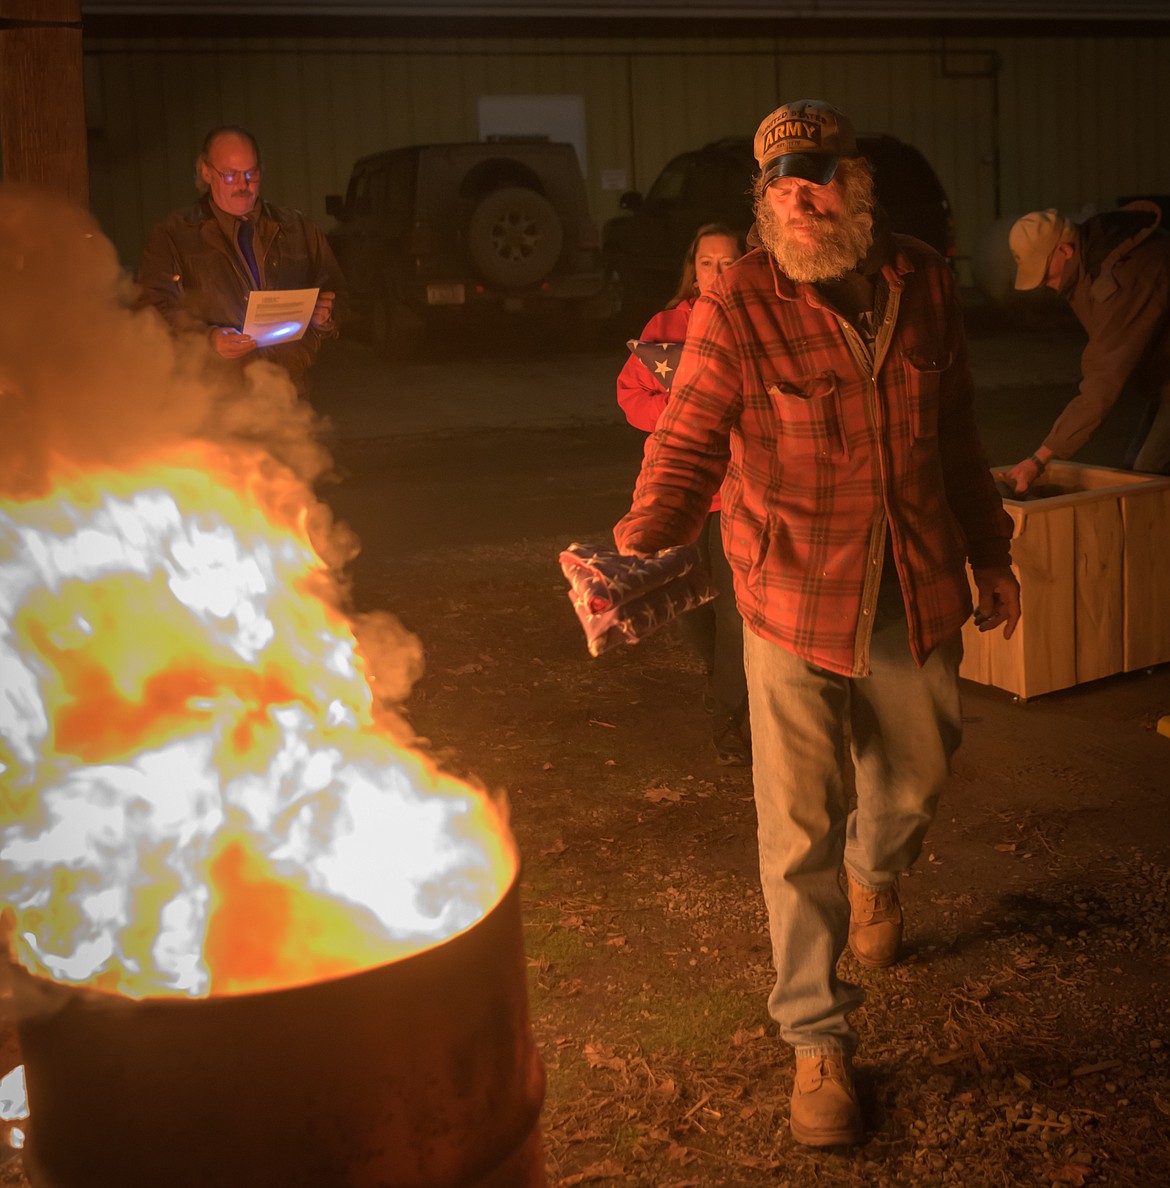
[
  {"x1": 325, "y1": 140, "x2": 617, "y2": 356},
  {"x1": 604, "y1": 134, "x2": 955, "y2": 332}
]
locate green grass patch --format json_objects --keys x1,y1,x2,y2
[{"x1": 636, "y1": 986, "x2": 761, "y2": 1054}]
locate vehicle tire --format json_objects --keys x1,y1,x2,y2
[
  {"x1": 370, "y1": 294, "x2": 422, "y2": 361},
  {"x1": 466, "y1": 186, "x2": 564, "y2": 289}
]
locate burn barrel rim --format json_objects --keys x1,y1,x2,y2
[{"x1": 9, "y1": 868, "x2": 546, "y2": 1188}]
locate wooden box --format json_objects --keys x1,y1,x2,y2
[{"x1": 959, "y1": 461, "x2": 1170, "y2": 699}]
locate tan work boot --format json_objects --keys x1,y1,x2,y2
[
  {"x1": 790, "y1": 1053, "x2": 863, "y2": 1147},
  {"x1": 845, "y1": 869, "x2": 903, "y2": 968}
]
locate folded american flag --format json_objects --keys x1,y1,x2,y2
[
  {"x1": 627, "y1": 338, "x2": 684, "y2": 392},
  {"x1": 558, "y1": 541, "x2": 717, "y2": 658}
]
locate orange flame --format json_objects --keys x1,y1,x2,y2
[
  {"x1": 0, "y1": 441, "x2": 516, "y2": 998},
  {"x1": 0, "y1": 1062, "x2": 26, "y2": 1151}
]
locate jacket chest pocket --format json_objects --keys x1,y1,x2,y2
[
  {"x1": 269, "y1": 239, "x2": 306, "y2": 282},
  {"x1": 765, "y1": 371, "x2": 847, "y2": 461},
  {"x1": 901, "y1": 350, "x2": 953, "y2": 439}
]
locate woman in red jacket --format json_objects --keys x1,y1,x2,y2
[{"x1": 616, "y1": 223, "x2": 750, "y2": 765}]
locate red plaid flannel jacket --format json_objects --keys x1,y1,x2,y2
[{"x1": 614, "y1": 239, "x2": 1013, "y2": 678}]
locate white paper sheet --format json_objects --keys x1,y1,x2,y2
[{"x1": 241, "y1": 287, "x2": 319, "y2": 346}]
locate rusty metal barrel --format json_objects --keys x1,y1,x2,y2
[{"x1": 10, "y1": 876, "x2": 545, "y2": 1188}]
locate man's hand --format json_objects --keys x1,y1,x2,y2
[
  {"x1": 612, "y1": 529, "x2": 661, "y2": 559},
  {"x1": 311, "y1": 290, "x2": 336, "y2": 328},
  {"x1": 971, "y1": 565, "x2": 1021, "y2": 639},
  {"x1": 210, "y1": 327, "x2": 257, "y2": 359},
  {"x1": 1005, "y1": 447, "x2": 1052, "y2": 495}
]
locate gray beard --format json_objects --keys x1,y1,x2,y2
[{"x1": 756, "y1": 198, "x2": 873, "y2": 284}]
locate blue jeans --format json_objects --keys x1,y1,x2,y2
[{"x1": 742, "y1": 581, "x2": 963, "y2": 1057}]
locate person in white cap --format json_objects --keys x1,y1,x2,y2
[
  {"x1": 1006, "y1": 202, "x2": 1170, "y2": 492},
  {"x1": 614, "y1": 98, "x2": 1019, "y2": 1148}
]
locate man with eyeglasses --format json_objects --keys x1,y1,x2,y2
[{"x1": 137, "y1": 125, "x2": 346, "y2": 393}]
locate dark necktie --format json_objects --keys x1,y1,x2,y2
[{"x1": 236, "y1": 218, "x2": 260, "y2": 288}]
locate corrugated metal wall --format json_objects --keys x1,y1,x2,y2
[
  {"x1": 996, "y1": 36, "x2": 1170, "y2": 216},
  {"x1": 84, "y1": 32, "x2": 1170, "y2": 283}
]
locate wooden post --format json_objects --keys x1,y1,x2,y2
[{"x1": 0, "y1": 0, "x2": 87, "y2": 203}]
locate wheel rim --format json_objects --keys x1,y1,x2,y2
[{"x1": 490, "y1": 211, "x2": 541, "y2": 262}]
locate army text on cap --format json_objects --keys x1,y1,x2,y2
[{"x1": 759, "y1": 119, "x2": 824, "y2": 159}]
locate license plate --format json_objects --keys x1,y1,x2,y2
[{"x1": 426, "y1": 283, "x2": 465, "y2": 305}]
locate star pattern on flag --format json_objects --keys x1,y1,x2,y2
[
  {"x1": 558, "y1": 542, "x2": 717, "y2": 657},
  {"x1": 630, "y1": 339, "x2": 684, "y2": 392}
]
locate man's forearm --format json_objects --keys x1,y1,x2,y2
[{"x1": 614, "y1": 434, "x2": 719, "y2": 554}]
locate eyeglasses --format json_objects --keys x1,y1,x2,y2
[{"x1": 206, "y1": 165, "x2": 261, "y2": 185}]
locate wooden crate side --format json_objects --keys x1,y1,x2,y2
[
  {"x1": 959, "y1": 506, "x2": 1017, "y2": 693},
  {"x1": 993, "y1": 462, "x2": 1170, "y2": 512},
  {"x1": 1046, "y1": 461, "x2": 1157, "y2": 493},
  {"x1": 1013, "y1": 503, "x2": 1078, "y2": 697},
  {"x1": 959, "y1": 578, "x2": 997, "y2": 688},
  {"x1": 1071, "y1": 497, "x2": 1125, "y2": 684},
  {"x1": 957, "y1": 502, "x2": 1079, "y2": 698},
  {"x1": 1121, "y1": 486, "x2": 1170, "y2": 671},
  {"x1": 961, "y1": 465, "x2": 1170, "y2": 697}
]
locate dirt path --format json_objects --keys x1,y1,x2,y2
[{"x1": 356, "y1": 518, "x2": 1169, "y2": 1187}]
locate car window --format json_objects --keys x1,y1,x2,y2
[
  {"x1": 350, "y1": 155, "x2": 417, "y2": 232},
  {"x1": 684, "y1": 158, "x2": 751, "y2": 215},
  {"x1": 381, "y1": 157, "x2": 417, "y2": 233},
  {"x1": 645, "y1": 150, "x2": 751, "y2": 218},
  {"x1": 348, "y1": 172, "x2": 371, "y2": 219},
  {"x1": 646, "y1": 155, "x2": 696, "y2": 206},
  {"x1": 367, "y1": 170, "x2": 387, "y2": 219},
  {"x1": 862, "y1": 139, "x2": 948, "y2": 205}
]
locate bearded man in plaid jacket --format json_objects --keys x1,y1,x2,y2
[{"x1": 614, "y1": 99, "x2": 1021, "y2": 1148}]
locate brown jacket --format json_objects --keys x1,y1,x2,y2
[
  {"x1": 1046, "y1": 201, "x2": 1170, "y2": 461},
  {"x1": 137, "y1": 195, "x2": 346, "y2": 387}
]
